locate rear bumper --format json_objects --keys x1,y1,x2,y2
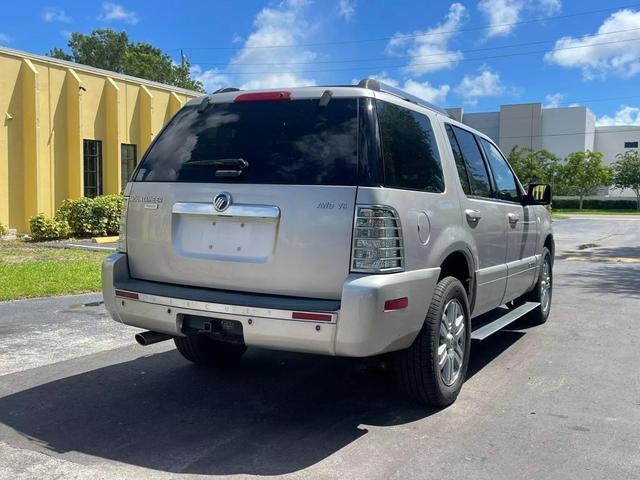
[{"x1": 102, "y1": 253, "x2": 440, "y2": 357}]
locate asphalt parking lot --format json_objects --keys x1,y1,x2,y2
[{"x1": 1, "y1": 216, "x2": 639, "y2": 480}]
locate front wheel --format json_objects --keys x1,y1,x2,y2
[
  {"x1": 396, "y1": 276, "x2": 471, "y2": 407},
  {"x1": 525, "y1": 247, "x2": 553, "y2": 325}
]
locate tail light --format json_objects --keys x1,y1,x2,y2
[
  {"x1": 117, "y1": 197, "x2": 129, "y2": 253},
  {"x1": 351, "y1": 205, "x2": 404, "y2": 273}
]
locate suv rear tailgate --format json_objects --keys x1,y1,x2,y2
[{"x1": 126, "y1": 182, "x2": 356, "y2": 299}]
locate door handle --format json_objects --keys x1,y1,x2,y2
[
  {"x1": 465, "y1": 209, "x2": 482, "y2": 223},
  {"x1": 507, "y1": 213, "x2": 520, "y2": 224}
]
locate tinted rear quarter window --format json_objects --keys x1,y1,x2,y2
[
  {"x1": 136, "y1": 98, "x2": 359, "y2": 185},
  {"x1": 376, "y1": 100, "x2": 444, "y2": 193},
  {"x1": 449, "y1": 126, "x2": 492, "y2": 198}
]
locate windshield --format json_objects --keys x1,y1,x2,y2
[{"x1": 135, "y1": 98, "x2": 359, "y2": 185}]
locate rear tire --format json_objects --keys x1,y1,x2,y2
[
  {"x1": 396, "y1": 276, "x2": 471, "y2": 407},
  {"x1": 174, "y1": 335, "x2": 247, "y2": 366}
]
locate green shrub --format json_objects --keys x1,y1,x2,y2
[
  {"x1": 56, "y1": 194, "x2": 124, "y2": 237},
  {"x1": 552, "y1": 198, "x2": 637, "y2": 210},
  {"x1": 93, "y1": 194, "x2": 124, "y2": 235},
  {"x1": 56, "y1": 197, "x2": 94, "y2": 236},
  {"x1": 29, "y1": 213, "x2": 70, "y2": 241},
  {"x1": 0, "y1": 222, "x2": 7, "y2": 237}
]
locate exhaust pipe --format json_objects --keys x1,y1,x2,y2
[{"x1": 135, "y1": 331, "x2": 174, "y2": 346}]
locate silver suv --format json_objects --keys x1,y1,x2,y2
[{"x1": 102, "y1": 79, "x2": 554, "y2": 406}]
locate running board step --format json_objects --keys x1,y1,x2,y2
[{"x1": 471, "y1": 302, "x2": 540, "y2": 341}]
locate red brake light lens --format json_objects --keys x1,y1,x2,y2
[
  {"x1": 292, "y1": 311, "x2": 333, "y2": 322},
  {"x1": 115, "y1": 290, "x2": 139, "y2": 300},
  {"x1": 234, "y1": 91, "x2": 291, "y2": 102},
  {"x1": 384, "y1": 297, "x2": 409, "y2": 311}
]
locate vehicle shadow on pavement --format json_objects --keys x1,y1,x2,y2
[{"x1": 0, "y1": 332, "x2": 523, "y2": 476}]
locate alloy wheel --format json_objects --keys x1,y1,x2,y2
[{"x1": 438, "y1": 299, "x2": 466, "y2": 386}]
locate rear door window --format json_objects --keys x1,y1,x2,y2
[
  {"x1": 135, "y1": 98, "x2": 359, "y2": 185},
  {"x1": 445, "y1": 124, "x2": 471, "y2": 195},
  {"x1": 376, "y1": 100, "x2": 444, "y2": 193},
  {"x1": 448, "y1": 126, "x2": 492, "y2": 198}
]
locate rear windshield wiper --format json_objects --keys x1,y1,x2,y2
[
  {"x1": 183, "y1": 158, "x2": 249, "y2": 178},
  {"x1": 184, "y1": 158, "x2": 249, "y2": 169}
]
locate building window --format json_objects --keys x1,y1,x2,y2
[
  {"x1": 121, "y1": 144, "x2": 137, "y2": 190},
  {"x1": 83, "y1": 140, "x2": 103, "y2": 198},
  {"x1": 624, "y1": 141, "x2": 638, "y2": 148}
]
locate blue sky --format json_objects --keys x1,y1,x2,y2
[{"x1": 2, "y1": 0, "x2": 640, "y2": 125}]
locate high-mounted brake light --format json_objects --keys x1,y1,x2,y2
[
  {"x1": 234, "y1": 91, "x2": 291, "y2": 102},
  {"x1": 351, "y1": 205, "x2": 404, "y2": 273},
  {"x1": 292, "y1": 312, "x2": 333, "y2": 322}
]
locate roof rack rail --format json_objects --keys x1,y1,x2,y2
[
  {"x1": 212, "y1": 87, "x2": 241, "y2": 94},
  {"x1": 356, "y1": 78, "x2": 450, "y2": 117}
]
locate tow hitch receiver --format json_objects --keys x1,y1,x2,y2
[{"x1": 182, "y1": 315, "x2": 245, "y2": 345}]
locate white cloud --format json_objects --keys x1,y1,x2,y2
[
  {"x1": 597, "y1": 106, "x2": 640, "y2": 126},
  {"x1": 231, "y1": 33, "x2": 243, "y2": 44},
  {"x1": 42, "y1": 7, "x2": 72, "y2": 23},
  {"x1": 240, "y1": 73, "x2": 315, "y2": 91},
  {"x1": 478, "y1": 0, "x2": 562, "y2": 38},
  {"x1": 190, "y1": 65, "x2": 230, "y2": 93},
  {"x1": 363, "y1": 73, "x2": 450, "y2": 104},
  {"x1": 537, "y1": 0, "x2": 562, "y2": 16},
  {"x1": 404, "y1": 79, "x2": 450, "y2": 104},
  {"x1": 337, "y1": 0, "x2": 355, "y2": 21},
  {"x1": 190, "y1": 1, "x2": 317, "y2": 91},
  {"x1": 455, "y1": 67, "x2": 506, "y2": 105},
  {"x1": 478, "y1": 0, "x2": 523, "y2": 38},
  {"x1": 98, "y1": 2, "x2": 139, "y2": 25},
  {"x1": 229, "y1": 0, "x2": 316, "y2": 89},
  {"x1": 545, "y1": 9, "x2": 640, "y2": 79},
  {"x1": 386, "y1": 3, "x2": 467, "y2": 75},
  {"x1": 0, "y1": 33, "x2": 12, "y2": 44},
  {"x1": 543, "y1": 92, "x2": 565, "y2": 108}
]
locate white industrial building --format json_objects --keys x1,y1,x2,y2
[{"x1": 446, "y1": 103, "x2": 640, "y2": 197}]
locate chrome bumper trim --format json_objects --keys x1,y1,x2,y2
[{"x1": 115, "y1": 289, "x2": 338, "y2": 323}]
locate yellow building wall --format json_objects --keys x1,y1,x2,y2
[{"x1": 0, "y1": 48, "x2": 197, "y2": 232}]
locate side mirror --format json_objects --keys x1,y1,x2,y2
[{"x1": 524, "y1": 183, "x2": 552, "y2": 206}]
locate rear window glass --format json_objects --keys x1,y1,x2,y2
[
  {"x1": 376, "y1": 100, "x2": 444, "y2": 193},
  {"x1": 135, "y1": 98, "x2": 359, "y2": 184}
]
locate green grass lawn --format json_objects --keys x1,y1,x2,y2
[
  {"x1": 553, "y1": 209, "x2": 640, "y2": 215},
  {"x1": 0, "y1": 241, "x2": 110, "y2": 301}
]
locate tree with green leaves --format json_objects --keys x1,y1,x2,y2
[
  {"x1": 610, "y1": 150, "x2": 640, "y2": 210},
  {"x1": 508, "y1": 147, "x2": 562, "y2": 190},
  {"x1": 49, "y1": 29, "x2": 205, "y2": 93},
  {"x1": 561, "y1": 151, "x2": 610, "y2": 210}
]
